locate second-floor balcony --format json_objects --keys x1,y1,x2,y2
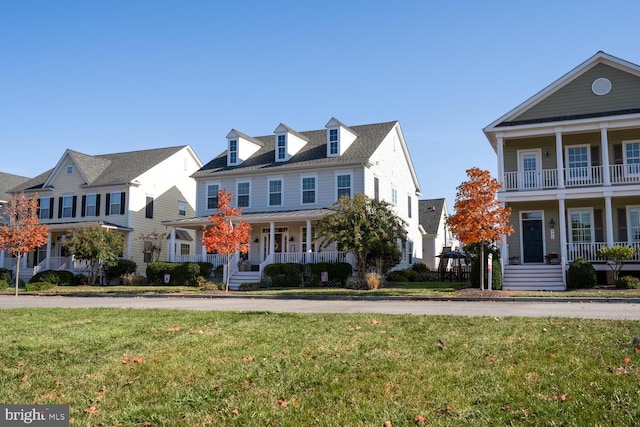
[{"x1": 503, "y1": 164, "x2": 640, "y2": 191}]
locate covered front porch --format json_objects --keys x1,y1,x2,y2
[{"x1": 163, "y1": 209, "x2": 357, "y2": 287}]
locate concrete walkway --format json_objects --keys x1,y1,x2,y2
[{"x1": 1, "y1": 294, "x2": 639, "y2": 320}]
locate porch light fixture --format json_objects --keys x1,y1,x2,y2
[
  {"x1": 549, "y1": 218, "x2": 555, "y2": 229},
  {"x1": 254, "y1": 238, "x2": 259, "y2": 243},
  {"x1": 289, "y1": 237, "x2": 294, "y2": 242}
]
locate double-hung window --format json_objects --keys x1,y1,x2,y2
[
  {"x1": 109, "y1": 192, "x2": 122, "y2": 215},
  {"x1": 629, "y1": 207, "x2": 640, "y2": 242},
  {"x1": 566, "y1": 146, "x2": 590, "y2": 184},
  {"x1": 229, "y1": 139, "x2": 238, "y2": 164},
  {"x1": 276, "y1": 135, "x2": 286, "y2": 161},
  {"x1": 62, "y1": 195, "x2": 73, "y2": 218},
  {"x1": 237, "y1": 181, "x2": 250, "y2": 208},
  {"x1": 207, "y1": 183, "x2": 219, "y2": 209},
  {"x1": 391, "y1": 187, "x2": 398, "y2": 205},
  {"x1": 328, "y1": 129, "x2": 338, "y2": 156},
  {"x1": 85, "y1": 194, "x2": 97, "y2": 217},
  {"x1": 336, "y1": 173, "x2": 351, "y2": 199},
  {"x1": 302, "y1": 176, "x2": 316, "y2": 204},
  {"x1": 39, "y1": 197, "x2": 51, "y2": 219},
  {"x1": 179, "y1": 201, "x2": 187, "y2": 216},
  {"x1": 269, "y1": 179, "x2": 283, "y2": 206},
  {"x1": 624, "y1": 141, "x2": 640, "y2": 176},
  {"x1": 569, "y1": 209, "x2": 592, "y2": 244}
]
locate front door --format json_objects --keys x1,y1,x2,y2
[{"x1": 522, "y1": 219, "x2": 544, "y2": 263}]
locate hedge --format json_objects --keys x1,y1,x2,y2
[
  {"x1": 0, "y1": 268, "x2": 11, "y2": 283},
  {"x1": 25, "y1": 282, "x2": 56, "y2": 292},
  {"x1": 103, "y1": 259, "x2": 137, "y2": 279},
  {"x1": 29, "y1": 270, "x2": 74, "y2": 285},
  {"x1": 146, "y1": 262, "x2": 214, "y2": 286},
  {"x1": 263, "y1": 262, "x2": 353, "y2": 288}
]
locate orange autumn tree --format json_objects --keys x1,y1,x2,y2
[
  {"x1": 0, "y1": 192, "x2": 50, "y2": 295},
  {"x1": 446, "y1": 167, "x2": 513, "y2": 290},
  {"x1": 201, "y1": 189, "x2": 252, "y2": 292}
]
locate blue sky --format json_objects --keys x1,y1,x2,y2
[{"x1": 2, "y1": 1, "x2": 639, "y2": 207}]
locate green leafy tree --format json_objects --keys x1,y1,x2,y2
[
  {"x1": 597, "y1": 245, "x2": 637, "y2": 283},
  {"x1": 315, "y1": 194, "x2": 407, "y2": 280},
  {"x1": 63, "y1": 225, "x2": 124, "y2": 285}
]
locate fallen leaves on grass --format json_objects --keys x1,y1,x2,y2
[
  {"x1": 277, "y1": 398, "x2": 288, "y2": 407},
  {"x1": 552, "y1": 394, "x2": 568, "y2": 402},
  {"x1": 413, "y1": 414, "x2": 426, "y2": 424},
  {"x1": 121, "y1": 357, "x2": 143, "y2": 365},
  {"x1": 371, "y1": 318, "x2": 381, "y2": 325},
  {"x1": 166, "y1": 326, "x2": 181, "y2": 332},
  {"x1": 437, "y1": 339, "x2": 446, "y2": 349},
  {"x1": 231, "y1": 408, "x2": 240, "y2": 416},
  {"x1": 242, "y1": 355, "x2": 254, "y2": 362},
  {"x1": 84, "y1": 406, "x2": 97, "y2": 415}
]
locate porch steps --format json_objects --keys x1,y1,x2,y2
[
  {"x1": 503, "y1": 264, "x2": 565, "y2": 291},
  {"x1": 228, "y1": 271, "x2": 261, "y2": 291}
]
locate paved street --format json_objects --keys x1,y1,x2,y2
[{"x1": 0, "y1": 295, "x2": 639, "y2": 320}]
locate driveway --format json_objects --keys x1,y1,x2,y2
[{"x1": 1, "y1": 295, "x2": 639, "y2": 320}]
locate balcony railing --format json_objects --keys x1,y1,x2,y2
[
  {"x1": 503, "y1": 164, "x2": 640, "y2": 191},
  {"x1": 566, "y1": 242, "x2": 640, "y2": 263}
]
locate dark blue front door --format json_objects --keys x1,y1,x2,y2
[{"x1": 522, "y1": 219, "x2": 543, "y2": 263}]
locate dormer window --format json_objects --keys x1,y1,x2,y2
[
  {"x1": 229, "y1": 139, "x2": 238, "y2": 164},
  {"x1": 277, "y1": 134, "x2": 287, "y2": 161},
  {"x1": 328, "y1": 129, "x2": 339, "y2": 156}
]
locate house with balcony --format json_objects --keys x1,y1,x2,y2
[
  {"x1": 484, "y1": 51, "x2": 640, "y2": 290},
  {"x1": 3, "y1": 146, "x2": 202, "y2": 279},
  {"x1": 164, "y1": 118, "x2": 423, "y2": 288}
]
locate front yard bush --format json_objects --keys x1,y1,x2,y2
[
  {"x1": 103, "y1": 259, "x2": 137, "y2": 282},
  {"x1": 0, "y1": 279, "x2": 8, "y2": 290},
  {"x1": 615, "y1": 275, "x2": 640, "y2": 289},
  {"x1": 146, "y1": 262, "x2": 213, "y2": 286},
  {"x1": 29, "y1": 270, "x2": 74, "y2": 285},
  {"x1": 386, "y1": 269, "x2": 420, "y2": 282},
  {"x1": 263, "y1": 262, "x2": 352, "y2": 288},
  {"x1": 0, "y1": 268, "x2": 12, "y2": 283},
  {"x1": 567, "y1": 257, "x2": 597, "y2": 289},
  {"x1": 469, "y1": 255, "x2": 502, "y2": 290},
  {"x1": 25, "y1": 281, "x2": 56, "y2": 292}
]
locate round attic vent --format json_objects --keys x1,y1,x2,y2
[{"x1": 592, "y1": 77, "x2": 612, "y2": 95}]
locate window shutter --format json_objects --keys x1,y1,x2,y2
[
  {"x1": 120, "y1": 192, "x2": 126, "y2": 215},
  {"x1": 58, "y1": 197, "x2": 63, "y2": 218},
  {"x1": 593, "y1": 209, "x2": 603, "y2": 242},
  {"x1": 614, "y1": 144, "x2": 623, "y2": 164},
  {"x1": 105, "y1": 193, "x2": 110, "y2": 216},
  {"x1": 96, "y1": 194, "x2": 101, "y2": 216},
  {"x1": 37, "y1": 198, "x2": 41, "y2": 218},
  {"x1": 81, "y1": 195, "x2": 86, "y2": 217},
  {"x1": 49, "y1": 198, "x2": 54, "y2": 219},
  {"x1": 618, "y1": 208, "x2": 628, "y2": 241},
  {"x1": 590, "y1": 146, "x2": 600, "y2": 167},
  {"x1": 72, "y1": 196, "x2": 77, "y2": 218}
]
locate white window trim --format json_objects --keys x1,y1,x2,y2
[
  {"x1": 268, "y1": 176, "x2": 284, "y2": 207},
  {"x1": 62, "y1": 194, "x2": 73, "y2": 218},
  {"x1": 567, "y1": 207, "x2": 594, "y2": 244},
  {"x1": 327, "y1": 128, "x2": 339, "y2": 157},
  {"x1": 205, "y1": 182, "x2": 221, "y2": 211},
  {"x1": 85, "y1": 193, "x2": 97, "y2": 217},
  {"x1": 391, "y1": 186, "x2": 398, "y2": 205},
  {"x1": 627, "y1": 205, "x2": 640, "y2": 242},
  {"x1": 335, "y1": 171, "x2": 352, "y2": 201},
  {"x1": 178, "y1": 201, "x2": 187, "y2": 216},
  {"x1": 300, "y1": 174, "x2": 318, "y2": 205},
  {"x1": 110, "y1": 191, "x2": 122, "y2": 215},
  {"x1": 276, "y1": 134, "x2": 287, "y2": 161},
  {"x1": 623, "y1": 139, "x2": 640, "y2": 177},
  {"x1": 564, "y1": 144, "x2": 592, "y2": 183},
  {"x1": 236, "y1": 179, "x2": 252, "y2": 209},
  {"x1": 228, "y1": 139, "x2": 238, "y2": 165}
]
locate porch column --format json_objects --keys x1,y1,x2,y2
[
  {"x1": 306, "y1": 220, "x2": 312, "y2": 252},
  {"x1": 555, "y1": 129, "x2": 565, "y2": 189},
  {"x1": 45, "y1": 232, "x2": 52, "y2": 270},
  {"x1": 600, "y1": 125, "x2": 611, "y2": 186},
  {"x1": 496, "y1": 135, "x2": 504, "y2": 186},
  {"x1": 168, "y1": 226, "x2": 176, "y2": 262},
  {"x1": 558, "y1": 198, "x2": 567, "y2": 262},
  {"x1": 0, "y1": 250, "x2": 4, "y2": 268},
  {"x1": 201, "y1": 244, "x2": 207, "y2": 262},
  {"x1": 604, "y1": 195, "x2": 614, "y2": 246},
  {"x1": 269, "y1": 222, "x2": 275, "y2": 256}
]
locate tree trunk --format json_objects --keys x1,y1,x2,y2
[
  {"x1": 480, "y1": 244, "x2": 485, "y2": 291},
  {"x1": 14, "y1": 253, "x2": 21, "y2": 296},
  {"x1": 225, "y1": 254, "x2": 231, "y2": 292}
]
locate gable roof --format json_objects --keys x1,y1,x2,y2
[
  {"x1": 418, "y1": 198, "x2": 446, "y2": 235},
  {"x1": 0, "y1": 172, "x2": 30, "y2": 202},
  {"x1": 484, "y1": 51, "x2": 640, "y2": 134},
  {"x1": 11, "y1": 146, "x2": 191, "y2": 193},
  {"x1": 195, "y1": 121, "x2": 398, "y2": 176}
]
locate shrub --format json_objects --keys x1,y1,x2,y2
[
  {"x1": 29, "y1": 270, "x2": 74, "y2": 285},
  {"x1": 122, "y1": 274, "x2": 148, "y2": 286},
  {"x1": 345, "y1": 277, "x2": 366, "y2": 290},
  {"x1": 73, "y1": 274, "x2": 88, "y2": 286},
  {"x1": 412, "y1": 263, "x2": 429, "y2": 273},
  {"x1": 567, "y1": 257, "x2": 597, "y2": 289},
  {"x1": 469, "y1": 256, "x2": 502, "y2": 290},
  {"x1": 615, "y1": 275, "x2": 640, "y2": 289},
  {"x1": 103, "y1": 259, "x2": 137, "y2": 280},
  {"x1": 258, "y1": 276, "x2": 273, "y2": 289},
  {"x1": 264, "y1": 262, "x2": 352, "y2": 288},
  {"x1": 146, "y1": 262, "x2": 210, "y2": 286},
  {"x1": 0, "y1": 279, "x2": 8, "y2": 290},
  {"x1": 386, "y1": 270, "x2": 408, "y2": 282},
  {"x1": 0, "y1": 268, "x2": 12, "y2": 283},
  {"x1": 25, "y1": 282, "x2": 56, "y2": 292}
]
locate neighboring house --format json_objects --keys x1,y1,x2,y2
[
  {"x1": 418, "y1": 198, "x2": 457, "y2": 270},
  {"x1": 2, "y1": 146, "x2": 202, "y2": 278},
  {"x1": 0, "y1": 172, "x2": 30, "y2": 211},
  {"x1": 484, "y1": 51, "x2": 640, "y2": 290},
  {"x1": 164, "y1": 118, "x2": 423, "y2": 288}
]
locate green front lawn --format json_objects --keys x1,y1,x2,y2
[{"x1": 0, "y1": 309, "x2": 638, "y2": 426}]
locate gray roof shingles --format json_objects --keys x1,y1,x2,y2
[
  {"x1": 194, "y1": 121, "x2": 397, "y2": 177},
  {"x1": 10, "y1": 146, "x2": 188, "y2": 192},
  {"x1": 418, "y1": 198, "x2": 445, "y2": 235},
  {"x1": 0, "y1": 172, "x2": 31, "y2": 201}
]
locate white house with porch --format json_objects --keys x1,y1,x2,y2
[
  {"x1": 164, "y1": 118, "x2": 423, "y2": 289},
  {"x1": 484, "y1": 51, "x2": 640, "y2": 290}
]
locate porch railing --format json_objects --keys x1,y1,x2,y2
[
  {"x1": 503, "y1": 164, "x2": 640, "y2": 191},
  {"x1": 565, "y1": 242, "x2": 640, "y2": 263},
  {"x1": 609, "y1": 164, "x2": 640, "y2": 184}
]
